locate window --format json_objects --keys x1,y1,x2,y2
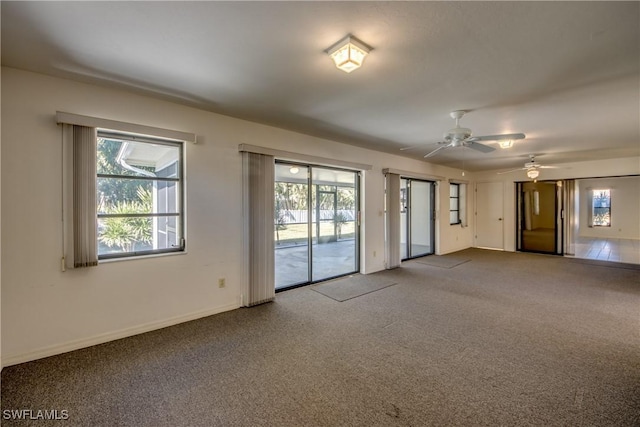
[
  {"x1": 450, "y1": 183, "x2": 461, "y2": 224},
  {"x1": 97, "y1": 131, "x2": 184, "y2": 259},
  {"x1": 592, "y1": 189, "x2": 611, "y2": 227}
]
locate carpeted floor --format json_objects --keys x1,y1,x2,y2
[
  {"x1": 311, "y1": 274, "x2": 397, "y2": 301},
  {"x1": 414, "y1": 255, "x2": 470, "y2": 268},
  {"x1": 2, "y1": 248, "x2": 639, "y2": 426}
]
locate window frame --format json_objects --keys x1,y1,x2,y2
[
  {"x1": 96, "y1": 130, "x2": 186, "y2": 260},
  {"x1": 591, "y1": 188, "x2": 611, "y2": 227},
  {"x1": 450, "y1": 183, "x2": 461, "y2": 225}
]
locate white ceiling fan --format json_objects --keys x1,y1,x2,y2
[
  {"x1": 409, "y1": 110, "x2": 526, "y2": 158},
  {"x1": 497, "y1": 154, "x2": 559, "y2": 180}
]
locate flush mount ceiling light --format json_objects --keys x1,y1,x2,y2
[
  {"x1": 499, "y1": 140, "x2": 514, "y2": 149},
  {"x1": 326, "y1": 35, "x2": 372, "y2": 73},
  {"x1": 527, "y1": 169, "x2": 540, "y2": 179}
]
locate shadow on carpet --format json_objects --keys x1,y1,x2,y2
[
  {"x1": 414, "y1": 256, "x2": 470, "y2": 268},
  {"x1": 311, "y1": 274, "x2": 397, "y2": 301}
]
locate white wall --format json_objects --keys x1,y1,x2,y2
[
  {"x1": 473, "y1": 158, "x2": 640, "y2": 251},
  {"x1": 1, "y1": 67, "x2": 471, "y2": 365},
  {"x1": 440, "y1": 181, "x2": 472, "y2": 254},
  {"x1": 577, "y1": 176, "x2": 640, "y2": 240}
]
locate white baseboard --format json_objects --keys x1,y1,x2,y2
[{"x1": 2, "y1": 302, "x2": 240, "y2": 368}]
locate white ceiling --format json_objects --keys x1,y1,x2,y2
[{"x1": 2, "y1": 1, "x2": 638, "y2": 172}]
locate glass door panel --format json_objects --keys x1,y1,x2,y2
[
  {"x1": 275, "y1": 163, "x2": 310, "y2": 289},
  {"x1": 312, "y1": 167, "x2": 359, "y2": 282},
  {"x1": 409, "y1": 180, "x2": 433, "y2": 257},
  {"x1": 518, "y1": 181, "x2": 560, "y2": 254},
  {"x1": 400, "y1": 179, "x2": 408, "y2": 260},
  {"x1": 401, "y1": 178, "x2": 435, "y2": 260}
]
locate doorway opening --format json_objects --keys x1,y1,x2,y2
[
  {"x1": 274, "y1": 162, "x2": 360, "y2": 290},
  {"x1": 516, "y1": 180, "x2": 563, "y2": 255}
]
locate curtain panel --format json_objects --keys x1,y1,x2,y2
[
  {"x1": 242, "y1": 152, "x2": 275, "y2": 306},
  {"x1": 563, "y1": 180, "x2": 576, "y2": 255},
  {"x1": 385, "y1": 173, "x2": 401, "y2": 269},
  {"x1": 71, "y1": 125, "x2": 98, "y2": 268}
]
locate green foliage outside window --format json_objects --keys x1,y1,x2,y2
[{"x1": 99, "y1": 187, "x2": 153, "y2": 252}]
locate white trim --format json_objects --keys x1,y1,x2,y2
[
  {"x1": 238, "y1": 143, "x2": 372, "y2": 171},
  {"x1": 1, "y1": 303, "x2": 239, "y2": 367},
  {"x1": 56, "y1": 111, "x2": 197, "y2": 143},
  {"x1": 382, "y1": 168, "x2": 445, "y2": 182}
]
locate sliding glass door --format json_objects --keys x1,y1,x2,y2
[
  {"x1": 516, "y1": 181, "x2": 563, "y2": 255},
  {"x1": 275, "y1": 162, "x2": 359, "y2": 290},
  {"x1": 274, "y1": 164, "x2": 310, "y2": 288},
  {"x1": 400, "y1": 178, "x2": 435, "y2": 260}
]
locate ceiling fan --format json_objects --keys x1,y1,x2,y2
[
  {"x1": 497, "y1": 154, "x2": 559, "y2": 180},
  {"x1": 412, "y1": 110, "x2": 526, "y2": 158}
]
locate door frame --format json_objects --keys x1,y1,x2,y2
[
  {"x1": 515, "y1": 180, "x2": 564, "y2": 255},
  {"x1": 274, "y1": 160, "x2": 361, "y2": 291},
  {"x1": 401, "y1": 177, "x2": 436, "y2": 260}
]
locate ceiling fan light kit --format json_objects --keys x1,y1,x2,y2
[
  {"x1": 422, "y1": 110, "x2": 526, "y2": 158},
  {"x1": 497, "y1": 155, "x2": 561, "y2": 180},
  {"x1": 499, "y1": 140, "x2": 514, "y2": 149},
  {"x1": 326, "y1": 35, "x2": 372, "y2": 73}
]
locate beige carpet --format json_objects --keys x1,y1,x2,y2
[
  {"x1": 310, "y1": 274, "x2": 397, "y2": 301},
  {"x1": 2, "y1": 248, "x2": 639, "y2": 426},
  {"x1": 413, "y1": 255, "x2": 470, "y2": 268}
]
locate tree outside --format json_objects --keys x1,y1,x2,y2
[{"x1": 97, "y1": 138, "x2": 155, "y2": 254}]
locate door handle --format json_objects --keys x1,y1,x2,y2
[{"x1": 498, "y1": 218, "x2": 503, "y2": 221}]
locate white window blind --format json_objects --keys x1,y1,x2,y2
[{"x1": 242, "y1": 152, "x2": 276, "y2": 306}]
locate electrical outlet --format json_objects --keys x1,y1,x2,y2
[{"x1": 218, "y1": 278, "x2": 225, "y2": 288}]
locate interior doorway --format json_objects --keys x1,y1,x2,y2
[
  {"x1": 516, "y1": 181, "x2": 563, "y2": 255},
  {"x1": 400, "y1": 178, "x2": 435, "y2": 260},
  {"x1": 475, "y1": 181, "x2": 504, "y2": 250},
  {"x1": 274, "y1": 162, "x2": 360, "y2": 290}
]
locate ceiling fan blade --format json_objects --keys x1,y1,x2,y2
[
  {"x1": 539, "y1": 165, "x2": 559, "y2": 169},
  {"x1": 497, "y1": 168, "x2": 526, "y2": 175},
  {"x1": 465, "y1": 141, "x2": 495, "y2": 153},
  {"x1": 399, "y1": 145, "x2": 420, "y2": 151},
  {"x1": 468, "y1": 133, "x2": 526, "y2": 142},
  {"x1": 424, "y1": 143, "x2": 452, "y2": 158}
]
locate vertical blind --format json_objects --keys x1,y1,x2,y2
[
  {"x1": 563, "y1": 180, "x2": 576, "y2": 255},
  {"x1": 72, "y1": 125, "x2": 99, "y2": 268},
  {"x1": 242, "y1": 152, "x2": 275, "y2": 306},
  {"x1": 385, "y1": 173, "x2": 401, "y2": 269}
]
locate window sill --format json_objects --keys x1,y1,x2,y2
[{"x1": 99, "y1": 250, "x2": 187, "y2": 264}]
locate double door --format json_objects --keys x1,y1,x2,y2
[{"x1": 400, "y1": 178, "x2": 435, "y2": 260}]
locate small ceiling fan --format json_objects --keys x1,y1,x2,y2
[
  {"x1": 497, "y1": 154, "x2": 559, "y2": 180},
  {"x1": 410, "y1": 110, "x2": 526, "y2": 158}
]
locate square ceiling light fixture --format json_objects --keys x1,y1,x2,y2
[{"x1": 327, "y1": 35, "x2": 372, "y2": 73}]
